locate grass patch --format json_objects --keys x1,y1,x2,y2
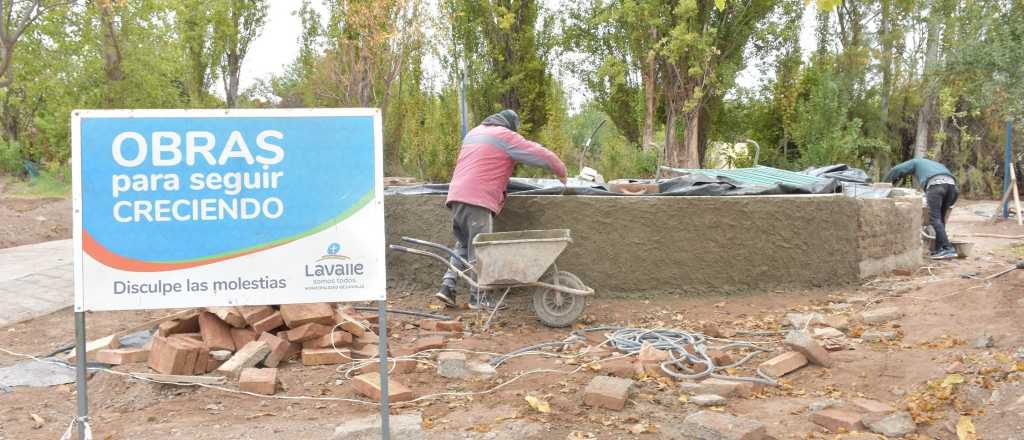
[
  {"x1": 4, "y1": 169, "x2": 70, "y2": 198},
  {"x1": 1009, "y1": 244, "x2": 1024, "y2": 259}
]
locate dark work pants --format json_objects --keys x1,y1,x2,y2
[
  {"x1": 925, "y1": 183, "x2": 959, "y2": 251},
  {"x1": 441, "y1": 202, "x2": 494, "y2": 295}
]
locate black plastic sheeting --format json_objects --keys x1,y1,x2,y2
[
  {"x1": 803, "y1": 164, "x2": 870, "y2": 184},
  {"x1": 386, "y1": 172, "x2": 842, "y2": 197}
]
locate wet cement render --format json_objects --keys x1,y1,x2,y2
[{"x1": 385, "y1": 193, "x2": 921, "y2": 296}]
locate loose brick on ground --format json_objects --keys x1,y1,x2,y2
[
  {"x1": 170, "y1": 337, "x2": 211, "y2": 374},
  {"x1": 707, "y1": 349, "x2": 734, "y2": 366},
  {"x1": 304, "y1": 331, "x2": 354, "y2": 350},
  {"x1": 170, "y1": 333, "x2": 203, "y2": 343},
  {"x1": 437, "y1": 352, "x2": 468, "y2": 379},
  {"x1": 435, "y1": 321, "x2": 464, "y2": 332},
  {"x1": 784, "y1": 330, "x2": 833, "y2": 367},
  {"x1": 302, "y1": 348, "x2": 351, "y2": 366},
  {"x1": 352, "y1": 332, "x2": 379, "y2": 349},
  {"x1": 601, "y1": 358, "x2": 637, "y2": 378},
  {"x1": 198, "y1": 311, "x2": 236, "y2": 352},
  {"x1": 413, "y1": 336, "x2": 445, "y2": 353},
  {"x1": 858, "y1": 307, "x2": 902, "y2": 324},
  {"x1": 237, "y1": 306, "x2": 275, "y2": 325},
  {"x1": 582, "y1": 376, "x2": 634, "y2": 411},
  {"x1": 351, "y1": 372, "x2": 414, "y2": 402},
  {"x1": 259, "y1": 332, "x2": 297, "y2": 368},
  {"x1": 758, "y1": 351, "x2": 808, "y2": 378},
  {"x1": 147, "y1": 336, "x2": 200, "y2": 375},
  {"x1": 279, "y1": 303, "x2": 335, "y2": 328},
  {"x1": 810, "y1": 409, "x2": 864, "y2": 433},
  {"x1": 251, "y1": 311, "x2": 285, "y2": 334},
  {"x1": 239, "y1": 368, "x2": 278, "y2": 395},
  {"x1": 692, "y1": 394, "x2": 727, "y2": 406},
  {"x1": 851, "y1": 398, "x2": 896, "y2": 415},
  {"x1": 680, "y1": 411, "x2": 768, "y2": 440},
  {"x1": 334, "y1": 308, "x2": 368, "y2": 336},
  {"x1": 814, "y1": 327, "x2": 845, "y2": 339},
  {"x1": 283, "y1": 322, "x2": 331, "y2": 343},
  {"x1": 215, "y1": 341, "x2": 271, "y2": 378},
  {"x1": 156, "y1": 311, "x2": 200, "y2": 337},
  {"x1": 689, "y1": 378, "x2": 760, "y2": 398},
  {"x1": 230, "y1": 328, "x2": 258, "y2": 350},
  {"x1": 207, "y1": 307, "x2": 247, "y2": 328},
  {"x1": 96, "y1": 347, "x2": 149, "y2": 365},
  {"x1": 173, "y1": 337, "x2": 212, "y2": 374},
  {"x1": 353, "y1": 344, "x2": 379, "y2": 359}
]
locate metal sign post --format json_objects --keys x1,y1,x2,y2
[
  {"x1": 73, "y1": 312, "x2": 88, "y2": 440},
  {"x1": 377, "y1": 300, "x2": 390, "y2": 439}
]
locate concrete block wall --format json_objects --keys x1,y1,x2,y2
[
  {"x1": 384, "y1": 194, "x2": 920, "y2": 296},
  {"x1": 856, "y1": 195, "x2": 923, "y2": 278}
]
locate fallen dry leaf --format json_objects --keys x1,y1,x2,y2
[
  {"x1": 956, "y1": 416, "x2": 976, "y2": 440},
  {"x1": 942, "y1": 374, "x2": 965, "y2": 388},
  {"x1": 29, "y1": 413, "x2": 44, "y2": 429},
  {"x1": 567, "y1": 431, "x2": 595, "y2": 439},
  {"x1": 525, "y1": 395, "x2": 551, "y2": 414}
]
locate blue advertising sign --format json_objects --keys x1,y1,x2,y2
[{"x1": 72, "y1": 109, "x2": 385, "y2": 311}]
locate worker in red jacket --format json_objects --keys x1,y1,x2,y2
[{"x1": 436, "y1": 109, "x2": 568, "y2": 309}]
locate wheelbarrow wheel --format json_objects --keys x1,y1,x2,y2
[{"x1": 531, "y1": 271, "x2": 586, "y2": 328}]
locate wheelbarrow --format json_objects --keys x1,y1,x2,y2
[{"x1": 388, "y1": 229, "x2": 594, "y2": 327}]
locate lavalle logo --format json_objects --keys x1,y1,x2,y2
[
  {"x1": 305, "y1": 242, "x2": 364, "y2": 277},
  {"x1": 318, "y1": 242, "x2": 350, "y2": 262}
]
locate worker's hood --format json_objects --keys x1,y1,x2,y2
[{"x1": 481, "y1": 109, "x2": 520, "y2": 132}]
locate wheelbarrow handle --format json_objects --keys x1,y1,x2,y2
[
  {"x1": 387, "y1": 242, "x2": 481, "y2": 289},
  {"x1": 400, "y1": 236, "x2": 473, "y2": 271}
]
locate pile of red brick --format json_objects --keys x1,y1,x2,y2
[{"x1": 95, "y1": 303, "x2": 464, "y2": 402}]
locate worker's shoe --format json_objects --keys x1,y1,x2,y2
[
  {"x1": 435, "y1": 285, "x2": 457, "y2": 308},
  {"x1": 468, "y1": 292, "x2": 508, "y2": 311},
  {"x1": 929, "y1": 247, "x2": 958, "y2": 260}
]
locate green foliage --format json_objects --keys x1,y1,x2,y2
[
  {"x1": 443, "y1": 0, "x2": 553, "y2": 137},
  {"x1": 0, "y1": 0, "x2": 1016, "y2": 202},
  {"x1": 0, "y1": 140, "x2": 22, "y2": 174},
  {"x1": 789, "y1": 62, "x2": 886, "y2": 168}
]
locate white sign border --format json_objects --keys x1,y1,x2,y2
[{"x1": 71, "y1": 108, "x2": 386, "y2": 312}]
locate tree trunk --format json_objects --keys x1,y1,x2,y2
[
  {"x1": 641, "y1": 28, "x2": 657, "y2": 149},
  {"x1": 225, "y1": 49, "x2": 240, "y2": 107},
  {"x1": 682, "y1": 110, "x2": 700, "y2": 168},
  {"x1": 99, "y1": 0, "x2": 123, "y2": 82},
  {"x1": 664, "y1": 66, "x2": 679, "y2": 166},
  {"x1": 879, "y1": 0, "x2": 891, "y2": 132},
  {"x1": 915, "y1": 0, "x2": 940, "y2": 158}
]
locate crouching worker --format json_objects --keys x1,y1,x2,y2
[
  {"x1": 884, "y1": 158, "x2": 959, "y2": 259},
  {"x1": 436, "y1": 109, "x2": 568, "y2": 309}
]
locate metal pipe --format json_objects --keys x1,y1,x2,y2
[
  {"x1": 745, "y1": 139, "x2": 761, "y2": 166},
  {"x1": 1005, "y1": 120, "x2": 1013, "y2": 218}
]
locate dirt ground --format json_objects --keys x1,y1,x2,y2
[
  {"x1": 0, "y1": 198, "x2": 1022, "y2": 439},
  {"x1": 0, "y1": 179, "x2": 71, "y2": 249}
]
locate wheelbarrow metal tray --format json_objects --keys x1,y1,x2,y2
[{"x1": 472, "y1": 229, "x2": 572, "y2": 286}]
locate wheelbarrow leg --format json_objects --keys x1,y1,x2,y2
[{"x1": 482, "y1": 288, "x2": 512, "y2": 331}]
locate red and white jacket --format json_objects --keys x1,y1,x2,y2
[{"x1": 446, "y1": 125, "x2": 567, "y2": 214}]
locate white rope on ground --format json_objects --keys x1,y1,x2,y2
[
  {"x1": 59, "y1": 416, "x2": 92, "y2": 440},
  {"x1": 0, "y1": 324, "x2": 791, "y2": 410},
  {"x1": 0, "y1": 344, "x2": 611, "y2": 408}
]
